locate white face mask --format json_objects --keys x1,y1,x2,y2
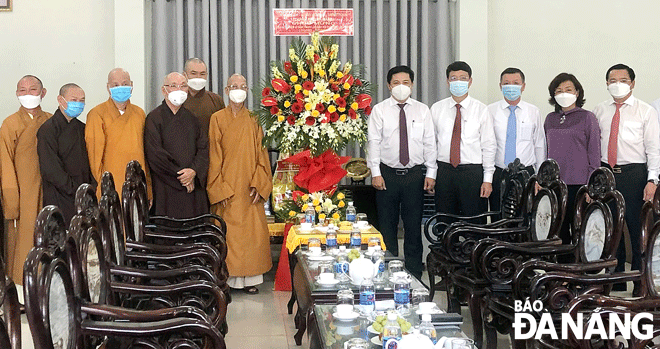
[
  {"x1": 607, "y1": 82, "x2": 631, "y2": 99},
  {"x1": 229, "y1": 89, "x2": 247, "y2": 104},
  {"x1": 391, "y1": 84, "x2": 411, "y2": 101},
  {"x1": 554, "y1": 93, "x2": 577, "y2": 108},
  {"x1": 18, "y1": 94, "x2": 42, "y2": 109},
  {"x1": 187, "y1": 78, "x2": 207, "y2": 91},
  {"x1": 167, "y1": 90, "x2": 188, "y2": 106}
]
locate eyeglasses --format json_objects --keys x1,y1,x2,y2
[
  {"x1": 163, "y1": 84, "x2": 188, "y2": 90},
  {"x1": 228, "y1": 84, "x2": 248, "y2": 90},
  {"x1": 449, "y1": 76, "x2": 470, "y2": 82},
  {"x1": 607, "y1": 78, "x2": 631, "y2": 85}
]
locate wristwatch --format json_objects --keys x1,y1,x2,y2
[{"x1": 648, "y1": 178, "x2": 659, "y2": 185}]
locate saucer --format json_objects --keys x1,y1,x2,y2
[
  {"x1": 370, "y1": 336, "x2": 382, "y2": 346},
  {"x1": 415, "y1": 308, "x2": 443, "y2": 315},
  {"x1": 316, "y1": 278, "x2": 340, "y2": 286},
  {"x1": 367, "y1": 325, "x2": 379, "y2": 335},
  {"x1": 332, "y1": 311, "x2": 360, "y2": 321},
  {"x1": 307, "y1": 254, "x2": 334, "y2": 261}
]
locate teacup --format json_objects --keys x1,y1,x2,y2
[
  {"x1": 300, "y1": 222, "x2": 313, "y2": 230},
  {"x1": 418, "y1": 301, "x2": 436, "y2": 313},
  {"x1": 336, "y1": 304, "x2": 354, "y2": 317},
  {"x1": 355, "y1": 221, "x2": 369, "y2": 229},
  {"x1": 318, "y1": 272, "x2": 335, "y2": 283},
  {"x1": 309, "y1": 246, "x2": 322, "y2": 256},
  {"x1": 335, "y1": 324, "x2": 355, "y2": 336},
  {"x1": 392, "y1": 271, "x2": 408, "y2": 280}
]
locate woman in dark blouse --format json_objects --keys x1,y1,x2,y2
[{"x1": 544, "y1": 73, "x2": 601, "y2": 246}]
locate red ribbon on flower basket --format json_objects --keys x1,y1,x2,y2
[{"x1": 284, "y1": 149, "x2": 351, "y2": 194}]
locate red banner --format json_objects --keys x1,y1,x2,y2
[{"x1": 273, "y1": 8, "x2": 354, "y2": 36}]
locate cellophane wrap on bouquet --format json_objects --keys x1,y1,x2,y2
[{"x1": 257, "y1": 32, "x2": 374, "y2": 221}]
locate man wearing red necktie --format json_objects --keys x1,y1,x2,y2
[
  {"x1": 367, "y1": 65, "x2": 437, "y2": 280},
  {"x1": 430, "y1": 61, "x2": 496, "y2": 224},
  {"x1": 593, "y1": 63, "x2": 660, "y2": 296}
]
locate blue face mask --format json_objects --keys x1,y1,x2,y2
[
  {"x1": 109, "y1": 86, "x2": 132, "y2": 103},
  {"x1": 449, "y1": 81, "x2": 469, "y2": 97},
  {"x1": 64, "y1": 101, "x2": 85, "y2": 118},
  {"x1": 502, "y1": 84, "x2": 522, "y2": 101}
]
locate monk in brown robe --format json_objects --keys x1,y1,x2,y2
[
  {"x1": 145, "y1": 72, "x2": 209, "y2": 219},
  {"x1": 1, "y1": 75, "x2": 51, "y2": 283},
  {"x1": 182, "y1": 58, "x2": 225, "y2": 137},
  {"x1": 85, "y1": 68, "x2": 152, "y2": 199},
  {"x1": 208, "y1": 74, "x2": 272, "y2": 294}
]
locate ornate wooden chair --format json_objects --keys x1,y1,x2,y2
[
  {"x1": 425, "y1": 159, "x2": 532, "y2": 304},
  {"x1": 0, "y1": 254, "x2": 20, "y2": 349},
  {"x1": 449, "y1": 159, "x2": 568, "y2": 348},
  {"x1": 481, "y1": 167, "x2": 625, "y2": 349},
  {"x1": 24, "y1": 205, "x2": 226, "y2": 349},
  {"x1": 562, "y1": 183, "x2": 660, "y2": 349},
  {"x1": 74, "y1": 183, "x2": 228, "y2": 333}
]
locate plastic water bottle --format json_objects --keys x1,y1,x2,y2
[
  {"x1": 371, "y1": 250, "x2": 386, "y2": 283},
  {"x1": 304, "y1": 203, "x2": 316, "y2": 225},
  {"x1": 359, "y1": 277, "x2": 375, "y2": 315},
  {"x1": 346, "y1": 201, "x2": 357, "y2": 222},
  {"x1": 350, "y1": 228, "x2": 362, "y2": 249},
  {"x1": 419, "y1": 314, "x2": 437, "y2": 344},
  {"x1": 334, "y1": 246, "x2": 350, "y2": 282},
  {"x1": 325, "y1": 228, "x2": 338, "y2": 254},
  {"x1": 382, "y1": 312, "x2": 401, "y2": 349},
  {"x1": 394, "y1": 275, "x2": 411, "y2": 314}
]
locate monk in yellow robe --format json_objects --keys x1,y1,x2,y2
[
  {"x1": 182, "y1": 58, "x2": 225, "y2": 137},
  {"x1": 0, "y1": 75, "x2": 51, "y2": 283},
  {"x1": 85, "y1": 68, "x2": 152, "y2": 199},
  {"x1": 207, "y1": 74, "x2": 272, "y2": 294}
]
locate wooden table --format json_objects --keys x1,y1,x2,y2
[
  {"x1": 308, "y1": 304, "x2": 466, "y2": 348},
  {"x1": 290, "y1": 249, "x2": 427, "y2": 345}
]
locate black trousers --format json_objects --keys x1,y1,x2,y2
[
  {"x1": 560, "y1": 184, "x2": 582, "y2": 246},
  {"x1": 375, "y1": 164, "x2": 425, "y2": 278},
  {"x1": 434, "y1": 162, "x2": 488, "y2": 225},
  {"x1": 601, "y1": 162, "x2": 646, "y2": 273},
  {"x1": 489, "y1": 165, "x2": 535, "y2": 213}
]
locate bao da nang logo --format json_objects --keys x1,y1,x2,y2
[{"x1": 512, "y1": 300, "x2": 654, "y2": 340}]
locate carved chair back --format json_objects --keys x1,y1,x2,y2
[
  {"x1": 100, "y1": 172, "x2": 126, "y2": 267},
  {"x1": 0, "y1": 254, "x2": 20, "y2": 349},
  {"x1": 527, "y1": 159, "x2": 568, "y2": 242},
  {"x1": 641, "y1": 185, "x2": 660, "y2": 299},
  {"x1": 499, "y1": 159, "x2": 533, "y2": 220}
]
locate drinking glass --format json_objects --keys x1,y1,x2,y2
[
  {"x1": 337, "y1": 289, "x2": 354, "y2": 306},
  {"x1": 367, "y1": 237, "x2": 381, "y2": 253},
  {"x1": 308, "y1": 237, "x2": 322, "y2": 255},
  {"x1": 411, "y1": 288, "x2": 430, "y2": 307},
  {"x1": 450, "y1": 338, "x2": 475, "y2": 349},
  {"x1": 388, "y1": 260, "x2": 404, "y2": 276}
]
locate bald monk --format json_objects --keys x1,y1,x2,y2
[
  {"x1": 182, "y1": 58, "x2": 225, "y2": 137},
  {"x1": 85, "y1": 68, "x2": 152, "y2": 199},
  {"x1": 207, "y1": 74, "x2": 272, "y2": 294},
  {"x1": 0, "y1": 75, "x2": 51, "y2": 283},
  {"x1": 145, "y1": 72, "x2": 209, "y2": 218},
  {"x1": 37, "y1": 83, "x2": 96, "y2": 224}
]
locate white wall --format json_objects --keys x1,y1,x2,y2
[
  {"x1": 0, "y1": 0, "x2": 148, "y2": 123},
  {"x1": 458, "y1": 0, "x2": 660, "y2": 116}
]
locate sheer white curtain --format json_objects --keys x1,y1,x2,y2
[{"x1": 150, "y1": 0, "x2": 454, "y2": 158}]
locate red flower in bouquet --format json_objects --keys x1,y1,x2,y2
[
  {"x1": 329, "y1": 112, "x2": 340, "y2": 122},
  {"x1": 262, "y1": 87, "x2": 271, "y2": 96},
  {"x1": 330, "y1": 84, "x2": 339, "y2": 92},
  {"x1": 295, "y1": 92, "x2": 305, "y2": 101},
  {"x1": 355, "y1": 79, "x2": 362, "y2": 86},
  {"x1": 262, "y1": 96, "x2": 278, "y2": 107},
  {"x1": 272, "y1": 79, "x2": 291, "y2": 94},
  {"x1": 320, "y1": 112, "x2": 330, "y2": 123},
  {"x1": 305, "y1": 116, "x2": 316, "y2": 126},
  {"x1": 355, "y1": 94, "x2": 372, "y2": 109},
  {"x1": 348, "y1": 109, "x2": 357, "y2": 119},
  {"x1": 270, "y1": 106, "x2": 279, "y2": 115},
  {"x1": 287, "y1": 115, "x2": 296, "y2": 125},
  {"x1": 365, "y1": 106, "x2": 372, "y2": 115},
  {"x1": 315, "y1": 103, "x2": 325, "y2": 112},
  {"x1": 291, "y1": 102, "x2": 304, "y2": 114},
  {"x1": 284, "y1": 61, "x2": 296, "y2": 76},
  {"x1": 303, "y1": 81, "x2": 315, "y2": 91},
  {"x1": 335, "y1": 97, "x2": 346, "y2": 108}
]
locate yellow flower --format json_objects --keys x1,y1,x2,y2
[
  {"x1": 332, "y1": 212, "x2": 340, "y2": 220},
  {"x1": 318, "y1": 213, "x2": 326, "y2": 220},
  {"x1": 284, "y1": 100, "x2": 292, "y2": 108},
  {"x1": 333, "y1": 93, "x2": 340, "y2": 100},
  {"x1": 338, "y1": 107, "x2": 346, "y2": 112},
  {"x1": 327, "y1": 105, "x2": 337, "y2": 113},
  {"x1": 338, "y1": 200, "x2": 345, "y2": 208},
  {"x1": 295, "y1": 84, "x2": 302, "y2": 93},
  {"x1": 336, "y1": 71, "x2": 344, "y2": 79},
  {"x1": 288, "y1": 210, "x2": 296, "y2": 217},
  {"x1": 290, "y1": 75, "x2": 298, "y2": 83},
  {"x1": 312, "y1": 199, "x2": 320, "y2": 206},
  {"x1": 302, "y1": 194, "x2": 309, "y2": 201},
  {"x1": 300, "y1": 70, "x2": 309, "y2": 79},
  {"x1": 337, "y1": 192, "x2": 345, "y2": 200},
  {"x1": 305, "y1": 103, "x2": 313, "y2": 111},
  {"x1": 303, "y1": 90, "x2": 310, "y2": 96},
  {"x1": 315, "y1": 205, "x2": 322, "y2": 213},
  {"x1": 278, "y1": 115, "x2": 285, "y2": 122},
  {"x1": 318, "y1": 70, "x2": 326, "y2": 77},
  {"x1": 351, "y1": 102, "x2": 359, "y2": 110},
  {"x1": 343, "y1": 82, "x2": 351, "y2": 90},
  {"x1": 312, "y1": 110, "x2": 320, "y2": 117},
  {"x1": 339, "y1": 114, "x2": 347, "y2": 122}
]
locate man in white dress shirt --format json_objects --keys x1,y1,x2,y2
[
  {"x1": 367, "y1": 65, "x2": 437, "y2": 280},
  {"x1": 488, "y1": 67, "x2": 546, "y2": 213},
  {"x1": 593, "y1": 63, "x2": 660, "y2": 295},
  {"x1": 430, "y1": 61, "x2": 496, "y2": 223}
]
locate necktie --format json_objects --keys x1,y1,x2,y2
[
  {"x1": 607, "y1": 103, "x2": 624, "y2": 168},
  {"x1": 504, "y1": 105, "x2": 517, "y2": 165},
  {"x1": 450, "y1": 104, "x2": 461, "y2": 167},
  {"x1": 398, "y1": 103, "x2": 409, "y2": 166}
]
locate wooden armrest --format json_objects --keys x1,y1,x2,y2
[
  {"x1": 82, "y1": 303, "x2": 210, "y2": 322},
  {"x1": 110, "y1": 264, "x2": 218, "y2": 284},
  {"x1": 528, "y1": 270, "x2": 641, "y2": 305},
  {"x1": 125, "y1": 247, "x2": 222, "y2": 275},
  {"x1": 149, "y1": 213, "x2": 224, "y2": 228}
]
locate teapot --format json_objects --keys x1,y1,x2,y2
[{"x1": 348, "y1": 256, "x2": 377, "y2": 285}]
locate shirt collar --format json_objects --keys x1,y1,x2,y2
[
  {"x1": 387, "y1": 96, "x2": 411, "y2": 107},
  {"x1": 455, "y1": 95, "x2": 472, "y2": 109},
  {"x1": 500, "y1": 99, "x2": 521, "y2": 110},
  {"x1": 609, "y1": 94, "x2": 635, "y2": 106}
]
